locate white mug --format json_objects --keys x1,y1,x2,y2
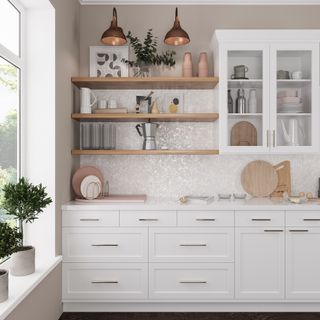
[
  {"x1": 292, "y1": 71, "x2": 302, "y2": 80},
  {"x1": 80, "y1": 88, "x2": 96, "y2": 113},
  {"x1": 109, "y1": 98, "x2": 117, "y2": 109},
  {"x1": 97, "y1": 99, "x2": 107, "y2": 109}
]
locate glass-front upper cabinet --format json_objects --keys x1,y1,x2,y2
[
  {"x1": 219, "y1": 43, "x2": 270, "y2": 153},
  {"x1": 270, "y1": 43, "x2": 319, "y2": 153}
]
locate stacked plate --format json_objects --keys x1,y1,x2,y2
[
  {"x1": 277, "y1": 91, "x2": 304, "y2": 113},
  {"x1": 72, "y1": 166, "x2": 103, "y2": 200}
]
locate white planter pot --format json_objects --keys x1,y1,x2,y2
[
  {"x1": 10, "y1": 246, "x2": 35, "y2": 276},
  {"x1": 0, "y1": 270, "x2": 8, "y2": 303}
]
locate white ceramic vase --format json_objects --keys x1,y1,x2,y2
[
  {"x1": 10, "y1": 246, "x2": 35, "y2": 276},
  {"x1": 248, "y1": 89, "x2": 257, "y2": 113},
  {"x1": 0, "y1": 270, "x2": 8, "y2": 303}
]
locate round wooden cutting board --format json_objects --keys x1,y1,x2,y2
[{"x1": 241, "y1": 160, "x2": 278, "y2": 197}]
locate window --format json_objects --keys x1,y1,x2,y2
[{"x1": 0, "y1": 0, "x2": 23, "y2": 222}]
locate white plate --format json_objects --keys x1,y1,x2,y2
[{"x1": 80, "y1": 175, "x2": 101, "y2": 200}]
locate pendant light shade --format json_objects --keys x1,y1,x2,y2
[
  {"x1": 164, "y1": 8, "x2": 190, "y2": 46},
  {"x1": 101, "y1": 8, "x2": 127, "y2": 46}
]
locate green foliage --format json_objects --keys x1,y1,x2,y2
[
  {"x1": 0, "y1": 222, "x2": 22, "y2": 259},
  {"x1": 1, "y1": 178, "x2": 52, "y2": 243},
  {"x1": 123, "y1": 29, "x2": 176, "y2": 67},
  {"x1": 0, "y1": 64, "x2": 17, "y2": 91}
]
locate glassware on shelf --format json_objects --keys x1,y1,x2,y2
[
  {"x1": 236, "y1": 88, "x2": 246, "y2": 113},
  {"x1": 228, "y1": 89, "x2": 234, "y2": 113}
]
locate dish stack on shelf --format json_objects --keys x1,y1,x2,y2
[{"x1": 277, "y1": 89, "x2": 303, "y2": 113}]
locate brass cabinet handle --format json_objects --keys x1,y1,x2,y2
[
  {"x1": 80, "y1": 218, "x2": 100, "y2": 221},
  {"x1": 180, "y1": 244, "x2": 207, "y2": 247},
  {"x1": 91, "y1": 280, "x2": 118, "y2": 284},
  {"x1": 303, "y1": 219, "x2": 320, "y2": 221},
  {"x1": 91, "y1": 244, "x2": 118, "y2": 247},
  {"x1": 180, "y1": 281, "x2": 207, "y2": 284},
  {"x1": 138, "y1": 218, "x2": 159, "y2": 221},
  {"x1": 196, "y1": 218, "x2": 215, "y2": 221},
  {"x1": 289, "y1": 229, "x2": 309, "y2": 232},
  {"x1": 272, "y1": 130, "x2": 276, "y2": 148},
  {"x1": 264, "y1": 229, "x2": 283, "y2": 232},
  {"x1": 252, "y1": 218, "x2": 271, "y2": 221},
  {"x1": 267, "y1": 130, "x2": 270, "y2": 147}
]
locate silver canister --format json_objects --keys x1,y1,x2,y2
[{"x1": 236, "y1": 88, "x2": 246, "y2": 113}]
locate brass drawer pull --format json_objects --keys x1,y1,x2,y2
[
  {"x1": 289, "y1": 229, "x2": 309, "y2": 232},
  {"x1": 264, "y1": 229, "x2": 283, "y2": 232},
  {"x1": 91, "y1": 280, "x2": 118, "y2": 284},
  {"x1": 180, "y1": 281, "x2": 207, "y2": 284},
  {"x1": 91, "y1": 244, "x2": 118, "y2": 247},
  {"x1": 252, "y1": 218, "x2": 271, "y2": 221},
  {"x1": 80, "y1": 218, "x2": 100, "y2": 221},
  {"x1": 303, "y1": 219, "x2": 320, "y2": 221},
  {"x1": 180, "y1": 244, "x2": 207, "y2": 247},
  {"x1": 196, "y1": 218, "x2": 215, "y2": 221},
  {"x1": 139, "y1": 218, "x2": 159, "y2": 221}
]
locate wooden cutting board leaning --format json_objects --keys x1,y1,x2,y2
[
  {"x1": 270, "y1": 160, "x2": 292, "y2": 197},
  {"x1": 231, "y1": 121, "x2": 257, "y2": 146}
]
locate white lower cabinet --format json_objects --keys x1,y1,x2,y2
[
  {"x1": 235, "y1": 227, "x2": 285, "y2": 299},
  {"x1": 62, "y1": 263, "x2": 148, "y2": 300},
  {"x1": 286, "y1": 227, "x2": 320, "y2": 299},
  {"x1": 149, "y1": 263, "x2": 234, "y2": 300}
]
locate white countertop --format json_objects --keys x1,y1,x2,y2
[{"x1": 62, "y1": 197, "x2": 320, "y2": 211}]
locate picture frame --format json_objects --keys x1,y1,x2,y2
[
  {"x1": 89, "y1": 46, "x2": 129, "y2": 78},
  {"x1": 165, "y1": 93, "x2": 184, "y2": 114}
]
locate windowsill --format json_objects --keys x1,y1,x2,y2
[{"x1": 0, "y1": 255, "x2": 62, "y2": 320}]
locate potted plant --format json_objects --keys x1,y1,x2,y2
[
  {"x1": 123, "y1": 29, "x2": 176, "y2": 77},
  {"x1": 0, "y1": 221, "x2": 22, "y2": 301},
  {"x1": 1, "y1": 178, "x2": 52, "y2": 276}
]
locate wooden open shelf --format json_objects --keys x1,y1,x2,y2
[
  {"x1": 71, "y1": 113, "x2": 219, "y2": 122},
  {"x1": 72, "y1": 149, "x2": 219, "y2": 156},
  {"x1": 71, "y1": 77, "x2": 219, "y2": 90}
]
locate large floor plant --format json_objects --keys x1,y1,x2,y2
[{"x1": 1, "y1": 178, "x2": 52, "y2": 276}]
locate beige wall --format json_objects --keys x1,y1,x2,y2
[
  {"x1": 80, "y1": 5, "x2": 320, "y2": 75},
  {"x1": 6, "y1": 264, "x2": 62, "y2": 320}
]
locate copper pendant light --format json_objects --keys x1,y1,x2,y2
[
  {"x1": 101, "y1": 8, "x2": 127, "y2": 46},
  {"x1": 164, "y1": 7, "x2": 190, "y2": 46}
]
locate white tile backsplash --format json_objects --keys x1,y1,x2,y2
[{"x1": 80, "y1": 89, "x2": 320, "y2": 200}]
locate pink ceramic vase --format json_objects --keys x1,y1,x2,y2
[
  {"x1": 198, "y1": 52, "x2": 209, "y2": 77},
  {"x1": 182, "y1": 52, "x2": 193, "y2": 77}
]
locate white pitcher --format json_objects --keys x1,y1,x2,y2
[
  {"x1": 280, "y1": 118, "x2": 304, "y2": 146},
  {"x1": 80, "y1": 88, "x2": 97, "y2": 114}
]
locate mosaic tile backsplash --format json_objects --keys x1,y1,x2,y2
[{"x1": 80, "y1": 89, "x2": 320, "y2": 200}]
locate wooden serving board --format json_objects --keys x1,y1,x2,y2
[
  {"x1": 241, "y1": 160, "x2": 278, "y2": 197},
  {"x1": 231, "y1": 121, "x2": 257, "y2": 146},
  {"x1": 75, "y1": 194, "x2": 147, "y2": 203},
  {"x1": 271, "y1": 160, "x2": 291, "y2": 197}
]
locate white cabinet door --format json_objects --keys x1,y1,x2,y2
[
  {"x1": 270, "y1": 42, "x2": 319, "y2": 153},
  {"x1": 219, "y1": 42, "x2": 270, "y2": 154},
  {"x1": 286, "y1": 227, "x2": 320, "y2": 299},
  {"x1": 235, "y1": 227, "x2": 285, "y2": 299}
]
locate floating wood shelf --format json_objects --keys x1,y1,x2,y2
[
  {"x1": 71, "y1": 77, "x2": 219, "y2": 90},
  {"x1": 72, "y1": 149, "x2": 219, "y2": 156},
  {"x1": 71, "y1": 113, "x2": 219, "y2": 122}
]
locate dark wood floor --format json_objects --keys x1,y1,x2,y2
[{"x1": 59, "y1": 313, "x2": 320, "y2": 320}]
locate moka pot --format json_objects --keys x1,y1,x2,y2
[{"x1": 136, "y1": 122, "x2": 159, "y2": 150}]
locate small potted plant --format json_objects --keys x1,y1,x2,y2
[
  {"x1": 0, "y1": 221, "x2": 22, "y2": 301},
  {"x1": 123, "y1": 29, "x2": 176, "y2": 77},
  {"x1": 1, "y1": 178, "x2": 52, "y2": 276}
]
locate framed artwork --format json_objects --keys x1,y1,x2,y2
[
  {"x1": 89, "y1": 46, "x2": 129, "y2": 78},
  {"x1": 165, "y1": 93, "x2": 184, "y2": 114}
]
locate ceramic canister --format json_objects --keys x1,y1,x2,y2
[
  {"x1": 198, "y1": 52, "x2": 209, "y2": 77},
  {"x1": 182, "y1": 52, "x2": 193, "y2": 77}
]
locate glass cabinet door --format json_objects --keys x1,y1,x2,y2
[
  {"x1": 270, "y1": 43, "x2": 319, "y2": 153},
  {"x1": 221, "y1": 43, "x2": 270, "y2": 153}
]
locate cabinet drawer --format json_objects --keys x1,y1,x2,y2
[
  {"x1": 149, "y1": 263, "x2": 234, "y2": 300},
  {"x1": 120, "y1": 210, "x2": 176, "y2": 227},
  {"x1": 236, "y1": 211, "x2": 285, "y2": 227},
  {"x1": 62, "y1": 227, "x2": 147, "y2": 262},
  {"x1": 286, "y1": 211, "x2": 320, "y2": 227},
  {"x1": 149, "y1": 228, "x2": 234, "y2": 262},
  {"x1": 62, "y1": 211, "x2": 119, "y2": 227},
  {"x1": 62, "y1": 263, "x2": 148, "y2": 300},
  {"x1": 177, "y1": 211, "x2": 234, "y2": 227}
]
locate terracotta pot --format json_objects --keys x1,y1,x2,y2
[
  {"x1": 0, "y1": 270, "x2": 8, "y2": 303},
  {"x1": 182, "y1": 52, "x2": 193, "y2": 77},
  {"x1": 10, "y1": 246, "x2": 35, "y2": 276},
  {"x1": 198, "y1": 52, "x2": 209, "y2": 77}
]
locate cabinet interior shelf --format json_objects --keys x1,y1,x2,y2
[
  {"x1": 71, "y1": 77, "x2": 219, "y2": 90},
  {"x1": 71, "y1": 113, "x2": 219, "y2": 122},
  {"x1": 72, "y1": 149, "x2": 219, "y2": 156}
]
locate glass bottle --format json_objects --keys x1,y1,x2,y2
[{"x1": 228, "y1": 89, "x2": 233, "y2": 113}]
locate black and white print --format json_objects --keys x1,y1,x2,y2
[{"x1": 89, "y1": 46, "x2": 129, "y2": 78}]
